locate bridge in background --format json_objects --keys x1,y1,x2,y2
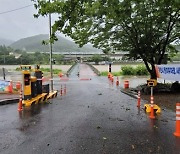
[{"x1": 53, "y1": 51, "x2": 129, "y2": 60}]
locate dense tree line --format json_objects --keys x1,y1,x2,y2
[{"x1": 0, "y1": 45, "x2": 66, "y2": 65}]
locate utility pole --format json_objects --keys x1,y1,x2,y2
[{"x1": 49, "y1": 0, "x2": 53, "y2": 91}]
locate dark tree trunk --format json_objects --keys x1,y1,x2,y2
[
  {"x1": 143, "y1": 60, "x2": 157, "y2": 79},
  {"x1": 150, "y1": 64, "x2": 157, "y2": 79}
]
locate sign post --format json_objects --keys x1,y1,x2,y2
[{"x1": 147, "y1": 79, "x2": 157, "y2": 119}]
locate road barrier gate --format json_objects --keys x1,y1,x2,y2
[
  {"x1": 21, "y1": 65, "x2": 32, "y2": 100},
  {"x1": 20, "y1": 65, "x2": 57, "y2": 107},
  {"x1": 34, "y1": 65, "x2": 43, "y2": 95}
]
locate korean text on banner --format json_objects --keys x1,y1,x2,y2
[{"x1": 155, "y1": 64, "x2": 180, "y2": 81}]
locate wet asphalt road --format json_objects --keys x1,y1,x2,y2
[{"x1": 0, "y1": 63, "x2": 180, "y2": 154}]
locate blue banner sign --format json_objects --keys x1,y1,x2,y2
[{"x1": 155, "y1": 64, "x2": 180, "y2": 81}]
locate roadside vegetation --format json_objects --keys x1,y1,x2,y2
[
  {"x1": 39, "y1": 68, "x2": 62, "y2": 74},
  {"x1": 170, "y1": 52, "x2": 180, "y2": 61},
  {"x1": 0, "y1": 45, "x2": 73, "y2": 65},
  {"x1": 100, "y1": 65, "x2": 148, "y2": 76},
  {"x1": 15, "y1": 67, "x2": 62, "y2": 75}
]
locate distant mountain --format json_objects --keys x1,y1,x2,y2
[
  {"x1": 10, "y1": 34, "x2": 102, "y2": 53},
  {"x1": 0, "y1": 38, "x2": 14, "y2": 46}
]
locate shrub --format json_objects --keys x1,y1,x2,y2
[
  {"x1": 112, "y1": 72, "x2": 121, "y2": 76},
  {"x1": 41, "y1": 68, "x2": 62, "y2": 74},
  {"x1": 135, "y1": 65, "x2": 149, "y2": 75},
  {"x1": 53, "y1": 68, "x2": 62, "y2": 74},
  {"x1": 121, "y1": 66, "x2": 135, "y2": 75},
  {"x1": 100, "y1": 71, "x2": 108, "y2": 76},
  {"x1": 100, "y1": 71, "x2": 121, "y2": 76}
]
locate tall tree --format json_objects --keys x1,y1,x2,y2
[{"x1": 34, "y1": 0, "x2": 180, "y2": 79}]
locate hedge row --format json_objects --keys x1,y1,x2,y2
[
  {"x1": 100, "y1": 65, "x2": 149, "y2": 76},
  {"x1": 100, "y1": 71, "x2": 121, "y2": 76},
  {"x1": 121, "y1": 65, "x2": 148, "y2": 75}
]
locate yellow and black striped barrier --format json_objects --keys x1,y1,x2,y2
[
  {"x1": 46, "y1": 90, "x2": 58, "y2": 100},
  {"x1": 22, "y1": 90, "x2": 58, "y2": 107},
  {"x1": 144, "y1": 104, "x2": 161, "y2": 113}
]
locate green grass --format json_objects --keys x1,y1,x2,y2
[
  {"x1": 100, "y1": 65, "x2": 149, "y2": 76},
  {"x1": 41, "y1": 68, "x2": 62, "y2": 74},
  {"x1": 100, "y1": 71, "x2": 122, "y2": 76},
  {"x1": 112, "y1": 72, "x2": 122, "y2": 76},
  {"x1": 100, "y1": 71, "x2": 108, "y2": 76},
  {"x1": 15, "y1": 67, "x2": 62, "y2": 74}
]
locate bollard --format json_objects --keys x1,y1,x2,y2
[
  {"x1": 64, "y1": 84, "x2": 66, "y2": 95},
  {"x1": 116, "y1": 77, "x2": 119, "y2": 86},
  {"x1": 149, "y1": 95, "x2": 155, "y2": 119},
  {"x1": 60, "y1": 85, "x2": 63, "y2": 96},
  {"x1": 124, "y1": 80, "x2": 129, "y2": 89},
  {"x1": 174, "y1": 103, "x2": 180, "y2": 137},
  {"x1": 149, "y1": 87, "x2": 155, "y2": 119},
  {"x1": 18, "y1": 83, "x2": 23, "y2": 111},
  {"x1": 16, "y1": 81, "x2": 21, "y2": 90},
  {"x1": 137, "y1": 90, "x2": 141, "y2": 107},
  {"x1": 59, "y1": 72, "x2": 63, "y2": 78}
]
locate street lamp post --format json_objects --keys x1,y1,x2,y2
[{"x1": 49, "y1": 0, "x2": 53, "y2": 91}]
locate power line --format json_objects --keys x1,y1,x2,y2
[{"x1": 0, "y1": 4, "x2": 33, "y2": 15}]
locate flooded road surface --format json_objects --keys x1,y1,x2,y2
[{"x1": 0, "y1": 63, "x2": 180, "y2": 154}]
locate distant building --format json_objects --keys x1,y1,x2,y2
[{"x1": 9, "y1": 52, "x2": 21, "y2": 59}]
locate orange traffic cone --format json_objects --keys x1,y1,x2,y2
[
  {"x1": 137, "y1": 91, "x2": 141, "y2": 107},
  {"x1": 9, "y1": 80, "x2": 13, "y2": 93},
  {"x1": 111, "y1": 75, "x2": 114, "y2": 82},
  {"x1": 60, "y1": 85, "x2": 63, "y2": 96},
  {"x1": 149, "y1": 96, "x2": 155, "y2": 119},
  {"x1": 64, "y1": 84, "x2": 66, "y2": 95},
  {"x1": 108, "y1": 72, "x2": 110, "y2": 79},
  {"x1": 18, "y1": 85, "x2": 23, "y2": 111},
  {"x1": 16, "y1": 81, "x2": 21, "y2": 90},
  {"x1": 174, "y1": 103, "x2": 180, "y2": 137},
  {"x1": 109, "y1": 74, "x2": 111, "y2": 81},
  {"x1": 116, "y1": 77, "x2": 119, "y2": 86}
]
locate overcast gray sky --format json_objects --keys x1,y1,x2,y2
[{"x1": 0, "y1": 0, "x2": 66, "y2": 41}]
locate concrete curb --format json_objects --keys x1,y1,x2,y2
[
  {"x1": 120, "y1": 88, "x2": 138, "y2": 99},
  {"x1": 0, "y1": 98, "x2": 19, "y2": 105},
  {"x1": 86, "y1": 63, "x2": 101, "y2": 76},
  {"x1": 66, "y1": 62, "x2": 77, "y2": 76}
]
